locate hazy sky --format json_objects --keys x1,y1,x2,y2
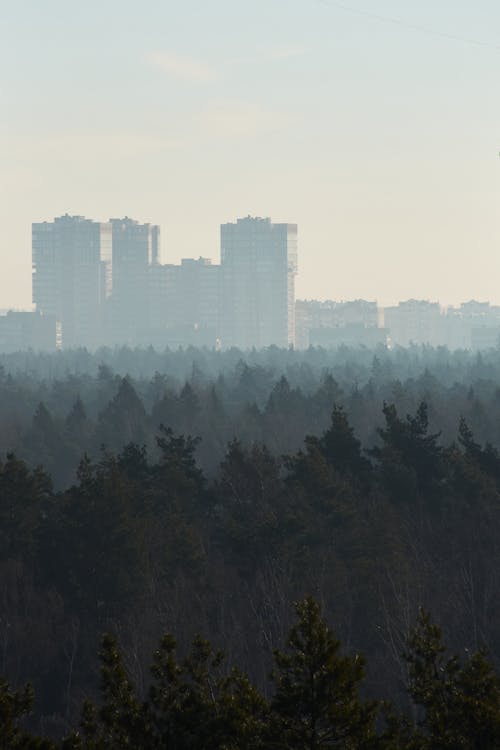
[{"x1": 2, "y1": 0, "x2": 499, "y2": 308}]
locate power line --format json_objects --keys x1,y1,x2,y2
[{"x1": 315, "y1": 0, "x2": 500, "y2": 52}]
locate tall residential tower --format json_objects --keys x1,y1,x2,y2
[
  {"x1": 220, "y1": 216, "x2": 297, "y2": 349},
  {"x1": 109, "y1": 217, "x2": 160, "y2": 343},
  {"x1": 32, "y1": 215, "x2": 112, "y2": 348}
]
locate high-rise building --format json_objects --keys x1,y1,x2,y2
[
  {"x1": 220, "y1": 216, "x2": 297, "y2": 349},
  {"x1": 109, "y1": 217, "x2": 160, "y2": 344},
  {"x1": 32, "y1": 215, "x2": 112, "y2": 348}
]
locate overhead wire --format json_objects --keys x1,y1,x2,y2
[{"x1": 314, "y1": 0, "x2": 500, "y2": 53}]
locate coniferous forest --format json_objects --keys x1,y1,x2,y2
[{"x1": 4, "y1": 345, "x2": 500, "y2": 746}]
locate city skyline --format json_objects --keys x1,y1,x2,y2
[
  {"x1": 2, "y1": 210, "x2": 500, "y2": 353},
  {"x1": 3, "y1": 206, "x2": 500, "y2": 314},
  {"x1": 28, "y1": 213, "x2": 299, "y2": 351},
  {"x1": 5, "y1": 209, "x2": 500, "y2": 317},
  {"x1": 3, "y1": 0, "x2": 500, "y2": 310}
]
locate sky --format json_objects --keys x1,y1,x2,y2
[{"x1": 1, "y1": 0, "x2": 500, "y2": 308}]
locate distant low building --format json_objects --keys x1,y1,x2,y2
[
  {"x1": 148, "y1": 257, "x2": 219, "y2": 347},
  {"x1": 384, "y1": 300, "x2": 444, "y2": 347},
  {"x1": 445, "y1": 301, "x2": 500, "y2": 350},
  {"x1": 296, "y1": 299, "x2": 379, "y2": 349},
  {"x1": 174, "y1": 258, "x2": 220, "y2": 335},
  {"x1": 148, "y1": 263, "x2": 177, "y2": 331},
  {"x1": 0, "y1": 311, "x2": 56, "y2": 353}
]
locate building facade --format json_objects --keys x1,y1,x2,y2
[
  {"x1": 30, "y1": 213, "x2": 301, "y2": 351},
  {"x1": 32, "y1": 215, "x2": 112, "y2": 348},
  {"x1": 0, "y1": 311, "x2": 56, "y2": 353},
  {"x1": 148, "y1": 257, "x2": 219, "y2": 347},
  {"x1": 383, "y1": 300, "x2": 444, "y2": 347},
  {"x1": 110, "y1": 217, "x2": 160, "y2": 344},
  {"x1": 295, "y1": 299, "x2": 379, "y2": 349},
  {"x1": 173, "y1": 258, "x2": 219, "y2": 336},
  {"x1": 445, "y1": 301, "x2": 500, "y2": 350},
  {"x1": 220, "y1": 216, "x2": 297, "y2": 349}
]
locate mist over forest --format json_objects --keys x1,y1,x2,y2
[
  {"x1": 3, "y1": 345, "x2": 500, "y2": 746},
  {"x1": 2, "y1": 344, "x2": 500, "y2": 487}
]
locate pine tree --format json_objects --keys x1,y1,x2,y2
[
  {"x1": 0, "y1": 678, "x2": 54, "y2": 749},
  {"x1": 405, "y1": 609, "x2": 500, "y2": 749},
  {"x1": 268, "y1": 597, "x2": 378, "y2": 749},
  {"x1": 148, "y1": 633, "x2": 266, "y2": 750},
  {"x1": 63, "y1": 634, "x2": 148, "y2": 749}
]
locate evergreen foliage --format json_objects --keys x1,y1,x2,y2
[
  {"x1": 2, "y1": 348, "x2": 500, "y2": 744},
  {"x1": 268, "y1": 597, "x2": 378, "y2": 749}
]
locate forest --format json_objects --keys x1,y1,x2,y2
[{"x1": 3, "y1": 345, "x2": 500, "y2": 746}]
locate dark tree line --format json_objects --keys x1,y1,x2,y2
[
  {"x1": 5, "y1": 598, "x2": 500, "y2": 748},
  {"x1": 3, "y1": 373, "x2": 500, "y2": 742}
]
